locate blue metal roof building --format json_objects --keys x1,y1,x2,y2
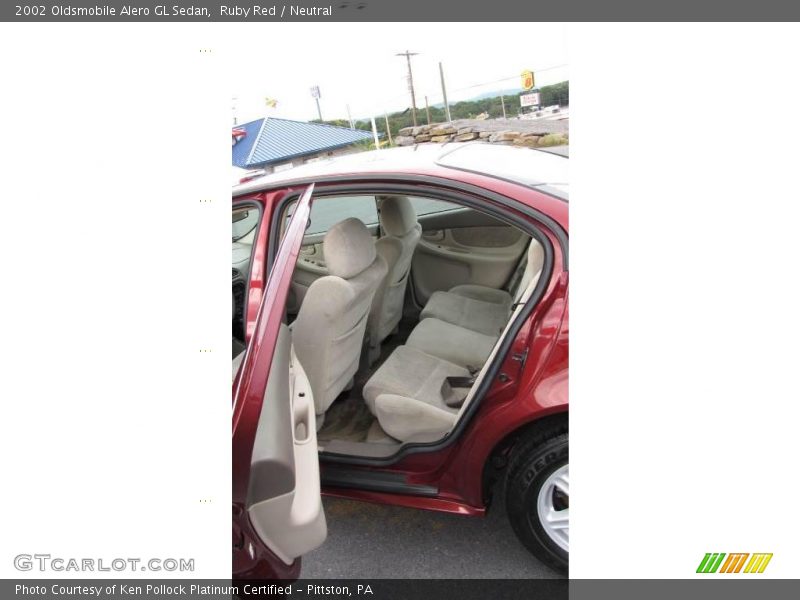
[{"x1": 232, "y1": 117, "x2": 374, "y2": 169}]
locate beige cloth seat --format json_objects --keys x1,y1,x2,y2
[
  {"x1": 367, "y1": 196, "x2": 421, "y2": 355},
  {"x1": 292, "y1": 218, "x2": 387, "y2": 419},
  {"x1": 406, "y1": 318, "x2": 496, "y2": 370},
  {"x1": 419, "y1": 289, "x2": 511, "y2": 336},
  {"x1": 419, "y1": 238, "x2": 544, "y2": 336},
  {"x1": 362, "y1": 238, "x2": 546, "y2": 443},
  {"x1": 362, "y1": 345, "x2": 470, "y2": 442}
]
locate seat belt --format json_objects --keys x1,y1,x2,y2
[
  {"x1": 441, "y1": 376, "x2": 476, "y2": 409},
  {"x1": 505, "y1": 242, "x2": 531, "y2": 294}
]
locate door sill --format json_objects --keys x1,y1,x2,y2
[{"x1": 321, "y1": 466, "x2": 438, "y2": 497}]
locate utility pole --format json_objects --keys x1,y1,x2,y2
[
  {"x1": 370, "y1": 116, "x2": 381, "y2": 150},
  {"x1": 396, "y1": 50, "x2": 419, "y2": 127},
  {"x1": 310, "y1": 85, "x2": 322, "y2": 121},
  {"x1": 232, "y1": 96, "x2": 238, "y2": 125},
  {"x1": 424, "y1": 96, "x2": 431, "y2": 125},
  {"x1": 384, "y1": 112, "x2": 393, "y2": 145},
  {"x1": 439, "y1": 61, "x2": 452, "y2": 123},
  {"x1": 346, "y1": 104, "x2": 354, "y2": 129},
  {"x1": 500, "y1": 94, "x2": 507, "y2": 119}
]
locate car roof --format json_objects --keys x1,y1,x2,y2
[
  {"x1": 233, "y1": 142, "x2": 568, "y2": 200},
  {"x1": 437, "y1": 143, "x2": 568, "y2": 198},
  {"x1": 536, "y1": 145, "x2": 569, "y2": 158}
]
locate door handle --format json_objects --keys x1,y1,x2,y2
[{"x1": 423, "y1": 229, "x2": 445, "y2": 241}]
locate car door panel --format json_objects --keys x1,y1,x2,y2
[
  {"x1": 413, "y1": 205, "x2": 509, "y2": 230},
  {"x1": 447, "y1": 225, "x2": 525, "y2": 248},
  {"x1": 411, "y1": 208, "x2": 529, "y2": 304},
  {"x1": 247, "y1": 324, "x2": 326, "y2": 565},
  {"x1": 288, "y1": 250, "x2": 328, "y2": 314},
  {"x1": 233, "y1": 184, "x2": 325, "y2": 578}
]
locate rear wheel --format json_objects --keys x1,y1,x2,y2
[{"x1": 505, "y1": 430, "x2": 569, "y2": 574}]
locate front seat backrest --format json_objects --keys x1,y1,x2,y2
[
  {"x1": 292, "y1": 218, "x2": 387, "y2": 417},
  {"x1": 367, "y1": 196, "x2": 421, "y2": 351}
]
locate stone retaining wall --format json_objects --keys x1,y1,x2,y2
[{"x1": 394, "y1": 121, "x2": 568, "y2": 148}]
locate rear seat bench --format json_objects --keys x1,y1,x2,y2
[
  {"x1": 363, "y1": 346, "x2": 471, "y2": 442},
  {"x1": 411, "y1": 238, "x2": 545, "y2": 367},
  {"x1": 420, "y1": 284, "x2": 513, "y2": 336},
  {"x1": 361, "y1": 238, "x2": 546, "y2": 443},
  {"x1": 406, "y1": 318, "x2": 496, "y2": 370},
  {"x1": 420, "y1": 238, "x2": 543, "y2": 333}
]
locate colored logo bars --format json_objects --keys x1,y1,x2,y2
[{"x1": 696, "y1": 553, "x2": 773, "y2": 574}]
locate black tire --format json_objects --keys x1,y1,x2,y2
[{"x1": 505, "y1": 428, "x2": 569, "y2": 574}]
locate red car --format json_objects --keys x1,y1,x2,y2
[{"x1": 232, "y1": 143, "x2": 569, "y2": 578}]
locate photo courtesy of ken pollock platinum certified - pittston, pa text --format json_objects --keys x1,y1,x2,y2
[{"x1": 14, "y1": 583, "x2": 372, "y2": 597}]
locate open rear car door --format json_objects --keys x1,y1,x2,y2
[{"x1": 232, "y1": 185, "x2": 325, "y2": 579}]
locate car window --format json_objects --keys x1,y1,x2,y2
[
  {"x1": 408, "y1": 196, "x2": 461, "y2": 217},
  {"x1": 232, "y1": 209, "x2": 258, "y2": 241},
  {"x1": 307, "y1": 195, "x2": 378, "y2": 235},
  {"x1": 285, "y1": 195, "x2": 459, "y2": 238}
]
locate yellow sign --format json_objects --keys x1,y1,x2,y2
[{"x1": 521, "y1": 70, "x2": 535, "y2": 91}]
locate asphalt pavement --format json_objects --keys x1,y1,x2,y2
[{"x1": 302, "y1": 484, "x2": 563, "y2": 579}]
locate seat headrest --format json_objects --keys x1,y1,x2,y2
[
  {"x1": 324, "y1": 217, "x2": 377, "y2": 279},
  {"x1": 379, "y1": 196, "x2": 418, "y2": 237}
]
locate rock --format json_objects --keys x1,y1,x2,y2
[
  {"x1": 454, "y1": 132, "x2": 479, "y2": 142},
  {"x1": 430, "y1": 126, "x2": 457, "y2": 136},
  {"x1": 457, "y1": 127, "x2": 474, "y2": 135},
  {"x1": 479, "y1": 131, "x2": 492, "y2": 139},
  {"x1": 514, "y1": 136, "x2": 540, "y2": 147},
  {"x1": 398, "y1": 127, "x2": 414, "y2": 137},
  {"x1": 395, "y1": 135, "x2": 416, "y2": 146},
  {"x1": 430, "y1": 134, "x2": 453, "y2": 143},
  {"x1": 414, "y1": 134, "x2": 432, "y2": 143},
  {"x1": 412, "y1": 126, "x2": 429, "y2": 136},
  {"x1": 489, "y1": 131, "x2": 520, "y2": 143}
]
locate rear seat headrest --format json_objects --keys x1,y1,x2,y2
[
  {"x1": 323, "y1": 217, "x2": 377, "y2": 279},
  {"x1": 378, "y1": 196, "x2": 418, "y2": 237}
]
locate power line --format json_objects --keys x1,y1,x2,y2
[
  {"x1": 448, "y1": 64, "x2": 569, "y2": 93},
  {"x1": 353, "y1": 63, "x2": 569, "y2": 119}
]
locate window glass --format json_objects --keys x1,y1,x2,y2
[
  {"x1": 285, "y1": 194, "x2": 462, "y2": 239},
  {"x1": 307, "y1": 195, "x2": 378, "y2": 235},
  {"x1": 407, "y1": 196, "x2": 461, "y2": 217},
  {"x1": 232, "y1": 209, "x2": 258, "y2": 241}
]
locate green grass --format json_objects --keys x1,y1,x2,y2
[{"x1": 537, "y1": 133, "x2": 569, "y2": 147}]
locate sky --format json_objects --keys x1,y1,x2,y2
[{"x1": 222, "y1": 23, "x2": 568, "y2": 125}]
